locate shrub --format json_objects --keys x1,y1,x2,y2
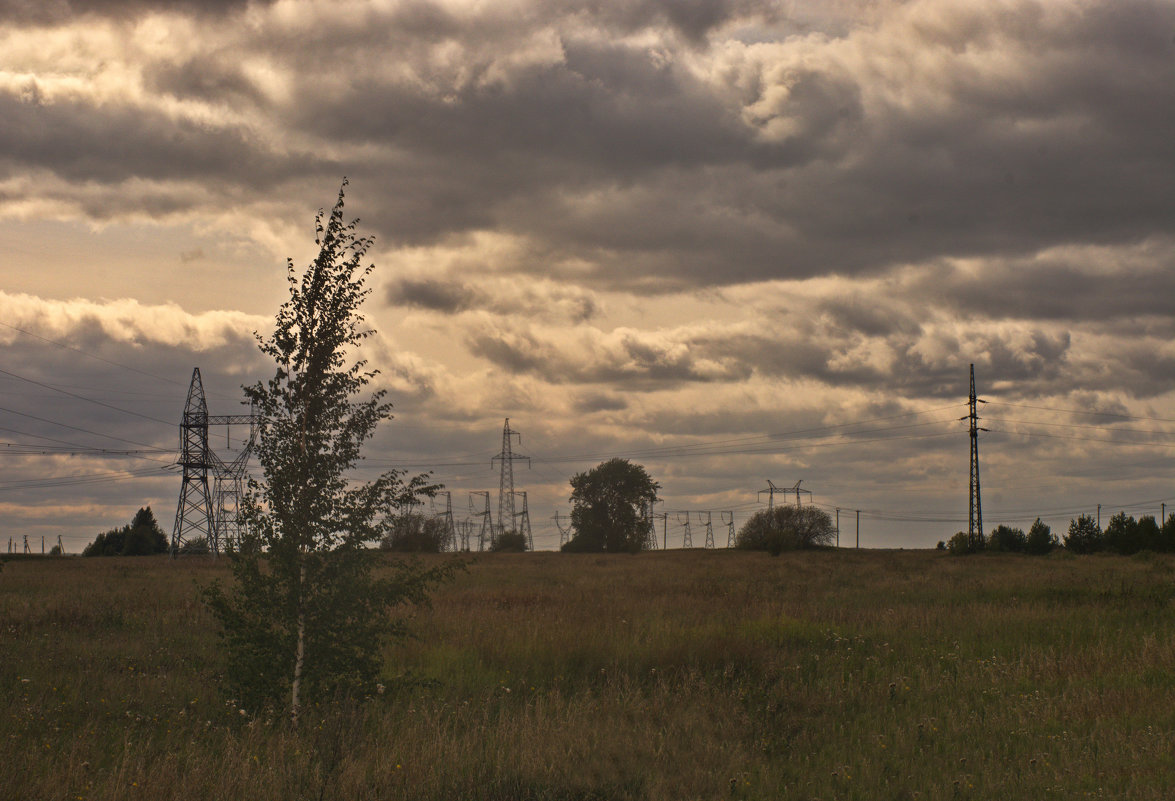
[
  {"x1": 491, "y1": 531, "x2": 529, "y2": 553},
  {"x1": 947, "y1": 531, "x2": 981, "y2": 555},
  {"x1": 381, "y1": 513, "x2": 450, "y2": 553},
  {"x1": 987, "y1": 525, "x2": 1027, "y2": 553},
  {"x1": 736, "y1": 506, "x2": 835, "y2": 555}
]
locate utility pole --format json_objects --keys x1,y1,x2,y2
[
  {"x1": 1097, "y1": 503, "x2": 1101, "y2": 530},
  {"x1": 57, "y1": 535, "x2": 63, "y2": 554},
  {"x1": 836, "y1": 508, "x2": 840, "y2": 548},
  {"x1": 23, "y1": 535, "x2": 30, "y2": 554},
  {"x1": 962, "y1": 363, "x2": 987, "y2": 549},
  {"x1": 492, "y1": 419, "x2": 530, "y2": 547},
  {"x1": 856, "y1": 510, "x2": 860, "y2": 549}
]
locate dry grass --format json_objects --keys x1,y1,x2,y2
[{"x1": 3, "y1": 549, "x2": 1174, "y2": 799}]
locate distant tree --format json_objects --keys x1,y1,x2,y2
[
  {"x1": 563, "y1": 459, "x2": 659, "y2": 553},
  {"x1": 380, "y1": 512, "x2": 449, "y2": 553},
  {"x1": 1103, "y1": 511, "x2": 1142, "y2": 554},
  {"x1": 987, "y1": 524, "x2": 1027, "y2": 553},
  {"x1": 82, "y1": 507, "x2": 168, "y2": 557},
  {"x1": 49, "y1": 544, "x2": 63, "y2": 556},
  {"x1": 946, "y1": 530, "x2": 981, "y2": 555},
  {"x1": 736, "y1": 505, "x2": 835, "y2": 555},
  {"x1": 490, "y1": 530, "x2": 529, "y2": 553},
  {"x1": 1162, "y1": 514, "x2": 1175, "y2": 552},
  {"x1": 1136, "y1": 515, "x2": 1164, "y2": 553},
  {"x1": 1024, "y1": 518, "x2": 1057, "y2": 555},
  {"x1": 1064, "y1": 514, "x2": 1102, "y2": 554},
  {"x1": 202, "y1": 182, "x2": 450, "y2": 724}
]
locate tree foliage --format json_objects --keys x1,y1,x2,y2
[
  {"x1": 563, "y1": 458, "x2": 659, "y2": 553},
  {"x1": 202, "y1": 182, "x2": 450, "y2": 722},
  {"x1": 1063, "y1": 514, "x2": 1102, "y2": 554},
  {"x1": 1025, "y1": 518, "x2": 1057, "y2": 555},
  {"x1": 82, "y1": 507, "x2": 168, "y2": 556},
  {"x1": 736, "y1": 505, "x2": 835, "y2": 555},
  {"x1": 489, "y1": 530, "x2": 529, "y2": 553},
  {"x1": 987, "y1": 524, "x2": 1027, "y2": 553},
  {"x1": 379, "y1": 512, "x2": 450, "y2": 553}
]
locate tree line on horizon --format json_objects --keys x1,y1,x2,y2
[{"x1": 942, "y1": 511, "x2": 1175, "y2": 556}]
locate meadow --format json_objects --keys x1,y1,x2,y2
[{"x1": 2, "y1": 549, "x2": 1173, "y2": 800}]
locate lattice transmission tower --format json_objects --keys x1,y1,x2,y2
[
  {"x1": 491, "y1": 418, "x2": 530, "y2": 548},
  {"x1": 470, "y1": 491, "x2": 492, "y2": 552},
  {"x1": 553, "y1": 511, "x2": 572, "y2": 548},
  {"x1": 432, "y1": 491, "x2": 457, "y2": 551},
  {"x1": 962, "y1": 363, "x2": 987, "y2": 548},
  {"x1": 512, "y1": 490, "x2": 533, "y2": 550},
  {"x1": 171, "y1": 367, "x2": 259, "y2": 556},
  {"x1": 722, "y1": 511, "x2": 736, "y2": 548}
]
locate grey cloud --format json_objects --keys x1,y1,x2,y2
[
  {"x1": 572, "y1": 391, "x2": 628, "y2": 414},
  {"x1": 0, "y1": 0, "x2": 261, "y2": 26},
  {"x1": 387, "y1": 279, "x2": 480, "y2": 314},
  {"x1": 0, "y1": 91, "x2": 304, "y2": 191}
]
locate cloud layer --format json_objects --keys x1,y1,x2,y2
[{"x1": 1, "y1": 0, "x2": 1173, "y2": 549}]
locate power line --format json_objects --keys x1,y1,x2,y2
[
  {"x1": 0, "y1": 320, "x2": 243, "y2": 402},
  {"x1": 985, "y1": 399, "x2": 1175, "y2": 425},
  {"x1": 0, "y1": 367, "x2": 174, "y2": 426},
  {"x1": 0, "y1": 403, "x2": 167, "y2": 450}
]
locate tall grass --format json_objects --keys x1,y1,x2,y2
[{"x1": 2, "y1": 549, "x2": 1173, "y2": 799}]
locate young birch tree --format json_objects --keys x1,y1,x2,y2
[{"x1": 204, "y1": 181, "x2": 446, "y2": 723}]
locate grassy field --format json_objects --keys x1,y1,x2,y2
[{"x1": 2, "y1": 549, "x2": 1174, "y2": 800}]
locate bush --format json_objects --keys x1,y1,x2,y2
[
  {"x1": 946, "y1": 531, "x2": 982, "y2": 555},
  {"x1": 736, "y1": 506, "x2": 835, "y2": 555},
  {"x1": 490, "y1": 531, "x2": 529, "y2": 553},
  {"x1": 987, "y1": 525, "x2": 1027, "y2": 553},
  {"x1": 1025, "y1": 518, "x2": 1057, "y2": 555},
  {"x1": 178, "y1": 536, "x2": 209, "y2": 555},
  {"x1": 381, "y1": 513, "x2": 450, "y2": 553}
]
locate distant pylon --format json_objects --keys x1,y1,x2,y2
[
  {"x1": 470, "y1": 491, "x2": 492, "y2": 551},
  {"x1": 640, "y1": 500, "x2": 660, "y2": 550},
  {"x1": 722, "y1": 511, "x2": 736, "y2": 548},
  {"x1": 553, "y1": 511, "x2": 572, "y2": 548},
  {"x1": 172, "y1": 368, "x2": 215, "y2": 555},
  {"x1": 512, "y1": 490, "x2": 533, "y2": 550},
  {"x1": 492, "y1": 419, "x2": 530, "y2": 547},
  {"x1": 702, "y1": 511, "x2": 715, "y2": 549},
  {"x1": 962, "y1": 364, "x2": 987, "y2": 547},
  {"x1": 679, "y1": 512, "x2": 693, "y2": 549},
  {"x1": 432, "y1": 491, "x2": 456, "y2": 551}
]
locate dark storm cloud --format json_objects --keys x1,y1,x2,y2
[
  {"x1": 0, "y1": 0, "x2": 261, "y2": 26},
  {"x1": 0, "y1": 91, "x2": 303, "y2": 191},
  {"x1": 6, "y1": 0, "x2": 1172, "y2": 296},
  {"x1": 387, "y1": 279, "x2": 480, "y2": 314}
]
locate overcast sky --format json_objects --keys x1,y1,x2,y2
[{"x1": 2, "y1": 0, "x2": 1173, "y2": 552}]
